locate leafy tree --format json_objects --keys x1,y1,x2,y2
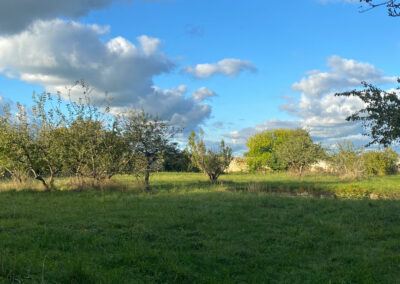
[
  {"x1": 0, "y1": 92, "x2": 65, "y2": 190},
  {"x1": 335, "y1": 81, "x2": 400, "y2": 147},
  {"x1": 245, "y1": 129, "x2": 298, "y2": 171},
  {"x1": 162, "y1": 143, "x2": 198, "y2": 172},
  {"x1": 187, "y1": 131, "x2": 232, "y2": 182},
  {"x1": 276, "y1": 129, "x2": 324, "y2": 177},
  {"x1": 122, "y1": 109, "x2": 179, "y2": 188},
  {"x1": 0, "y1": 106, "x2": 30, "y2": 183},
  {"x1": 56, "y1": 81, "x2": 129, "y2": 183}
]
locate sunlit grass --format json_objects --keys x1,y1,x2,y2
[{"x1": 1, "y1": 172, "x2": 400, "y2": 282}]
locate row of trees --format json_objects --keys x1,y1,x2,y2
[
  {"x1": 245, "y1": 128, "x2": 399, "y2": 177},
  {"x1": 0, "y1": 82, "x2": 234, "y2": 188}
]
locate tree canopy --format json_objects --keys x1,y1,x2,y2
[
  {"x1": 335, "y1": 81, "x2": 400, "y2": 147},
  {"x1": 276, "y1": 129, "x2": 324, "y2": 176},
  {"x1": 245, "y1": 129, "x2": 298, "y2": 171},
  {"x1": 0, "y1": 81, "x2": 181, "y2": 189}
]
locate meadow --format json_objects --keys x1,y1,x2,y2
[{"x1": 1, "y1": 172, "x2": 400, "y2": 283}]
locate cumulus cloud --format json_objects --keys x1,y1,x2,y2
[
  {"x1": 292, "y1": 55, "x2": 396, "y2": 97},
  {"x1": 184, "y1": 58, "x2": 257, "y2": 79},
  {"x1": 0, "y1": 19, "x2": 212, "y2": 131},
  {"x1": 191, "y1": 87, "x2": 217, "y2": 101},
  {"x1": 225, "y1": 56, "x2": 396, "y2": 154},
  {"x1": 0, "y1": 0, "x2": 127, "y2": 35}
]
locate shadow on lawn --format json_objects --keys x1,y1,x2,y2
[{"x1": 147, "y1": 177, "x2": 353, "y2": 198}]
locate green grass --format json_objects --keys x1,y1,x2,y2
[{"x1": 1, "y1": 172, "x2": 400, "y2": 282}]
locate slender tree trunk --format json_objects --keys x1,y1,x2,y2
[
  {"x1": 31, "y1": 169, "x2": 50, "y2": 190},
  {"x1": 48, "y1": 166, "x2": 55, "y2": 190},
  {"x1": 36, "y1": 175, "x2": 50, "y2": 190}
]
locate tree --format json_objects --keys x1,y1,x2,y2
[
  {"x1": 55, "y1": 81, "x2": 129, "y2": 184},
  {"x1": 245, "y1": 129, "x2": 299, "y2": 171},
  {"x1": 162, "y1": 143, "x2": 197, "y2": 172},
  {"x1": 122, "y1": 109, "x2": 178, "y2": 188},
  {"x1": 359, "y1": 0, "x2": 400, "y2": 16},
  {"x1": 0, "y1": 92, "x2": 65, "y2": 190},
  {"x1": 276, "y1": 129, "x2": 324, "y2": 177},
  {"x1": 187, "y1": 131, "x2": 232, "y2": 182},
  {"x1": 335, "y1": 81, "x2": 400, "y2": 147}
]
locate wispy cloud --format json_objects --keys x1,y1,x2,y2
[{"x1": 184, "y1": 58, "x2": 257, "y2": 79}]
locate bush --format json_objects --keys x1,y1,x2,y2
[
  {"x1": 188, "y1": 131, "x2": 232, "y2": 182},
  {"x1": 330, "y1": 142, "x2": 399, "y2": 178},
  {"x1": 363, "y1": 148, "x2": 398, "y2": 176},
  {"x1": 330, "y1": 141, "x2": 365, "y2": 179}
]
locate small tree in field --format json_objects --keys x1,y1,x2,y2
[
  {"x1": 188, "y1": 131, "x2": 232, "y2": 182},
  {"x1": 0, "y1": 92, "x2": 65, "y2": 190},
  {"x1": 122, "y1": 109, "x2": 178, "y2": 188},
  {"x1": 276, "y1": 129, "x2": 324, "y2": 177}
]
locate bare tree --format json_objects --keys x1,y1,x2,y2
[{"x1": 359, "y1": 0, "x2": 400, "y2": 16}]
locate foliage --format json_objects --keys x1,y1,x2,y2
[
  {"x1": 245, "y1": 129, "x2": 296, "y2": 171},
  {"x1": 0, "y1": 81, "x2": 178, "y2": 189},
  {"x1": 0, "y1": 92, "x2": 66, "y2": 189},
  {"x1": 188, "y1": 131, "x2": 232, "y2": 182},
  {"x1": 276, "y1": 129, "x2": 324, "y2": 176},
  {"x1": 122, "y1": 109, "x2": 179, "y2": 187},
  {"x1": 335, "y1": 81, "x2": 400, "y2": 147},
  {"x1": 162, "y1": 144, "x2": 198, "y2": 172},
  {"x1": 330, "y1": 141, "x2": 366, "y2": 179},
  {"x1": 363, "y1": 148, "x2": 398, "y2": 176}
]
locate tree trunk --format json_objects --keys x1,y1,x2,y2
[
  {"x1": 36, "y1": 175, "x2": 50, "y2": 190},
  {"x1": 31, "y1": 169, "x2": 50, "y2": 190},
  {"x1": 144, "y1": 170, "x2": 150, "y2": 190}
]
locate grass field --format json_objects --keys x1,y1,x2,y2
[{"x1": 1, "y1": 172, "x2": 400, "y2": 282}]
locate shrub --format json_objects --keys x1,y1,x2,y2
[
  {"x1": 330, "y1": 141, "x2": 365, "y2": 179},
  {"x1": 363, "y1": 148, "x2": 398, "y2": 176},
  {"x1": 188, "y1": 131, "x2": 232, "y2": 182}
]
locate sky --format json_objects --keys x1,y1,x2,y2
[{"x1": 0, "y1": 0, "x2": 399, "y2": 155}]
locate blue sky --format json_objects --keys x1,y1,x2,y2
[{"x1": 0, "y1": 0, "x2": 399, "y2": 154}]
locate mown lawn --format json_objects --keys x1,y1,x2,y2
[{"x1": 1, "y1": 172, "x2": 400, "y2": 282}]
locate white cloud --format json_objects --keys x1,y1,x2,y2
[
  {"x1": 292, "y1": 55, "x2": 396, "y2": 97},
  {"x1": 191, "y1": 87, "x2": 217, "y2": 101},
  {"x1": 225, "y1": 56, "x2": 396, "y2": 154},
  {"x1": 184, "y1": 58, "x2": 257, "y2": 79},
  {"x1": 0, "y1": 19, "x2": 211, "y2": 132}
]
